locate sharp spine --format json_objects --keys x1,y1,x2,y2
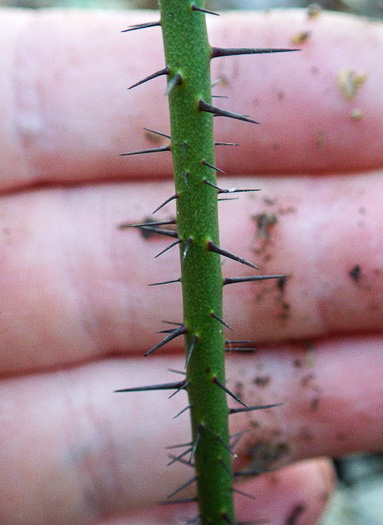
[
  {"x1": 132, "y1": 226, "x2": 178, "y2": 239},
  {"x1": 144, "y1": 127, "x2": 171, "y2": 139},
  {"x1": 155, "y1": 239, "x2": 181, "y2": 258},
  {"x1": 229, "y1": 403, "x2": 283, "y2": 414},
  {"x1": 185, "y1": 334, "x2": 199, "y2": 368},
  {"x1": 199, "y1": 100, "x2": 259, "y2": 124},
  {"x1": 159, "y1": 497, "x2": 197, "y2": 506},
  {"x1": 169, "y1": 380, "x2": 190, "y2": 398},
  {"x1": 232, "y1": 487, "x2": 256, "y2": 500},
  {"x1": 148, "y1": 278, "x2": 181, "y2": 286},
  {"x1": 202, "y1": 160, "x2": 225, "y2": 174},
  {"x1": 114, "y1": 379, "x2": 186, "y2": 394},
  {"x1": 129, "y1": 67, "x2": 169, "y2": 89},
  {"x1": 119, "y1": 145, "x2": 170, "y2": 156},
  {"x1": 167, "y1": 448, "x2": 193, "y2": 466},
  {"x1": 211, "y1": 47, "x2": 299, "y2": 59},
  {"x1": 217, "y1": 435, "x2": 237, "y2": 458},
  {"x1": 204, "y1": 179, "x2": 259, "y2": 194},
  {"x1": 207, "y1": 241, "x2": 258, "y2": 269},
  {"x1": 215, "y1": 141, "x2": 239, "y2": 146},
  {"x1": 125, "y1": 219, "x2": 175, "y2": 228},
  {"x1": 212, "y1": 376, "x2": 247, "y2": 407},
  {"x1": 165, "y1": 73, "x2": 183, "y2": 95},
  {"x1": 153, "y1": 193, "x2": 178, "y2": 214},
  {"x1": 121, "y1": 21, "x2": 160, "y2": 32},
  {"x1": 218, "y1": 459, "x2": 232, "y2": 476},
  {"x1": 191, "y1": 4, "x2": 219, "y2": 15},
  {"x1": 224, "y1": 274, "x2": 286, "y2": 285},
  {"x1": 211, "y1": 312, "x2": 233, "y2": 331},
  {"x1": 166, "y1": 476, "x2": 197, "y2": 500},
  {"x1": 144, "y1": 324, "x2": 186, "y2": 357},
  {"x1": 173, "y1": 404, "x2": 192, "y2": 419}
]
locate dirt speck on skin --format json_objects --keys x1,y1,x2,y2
[
  {"x1": 350, "y1": 264, "x2": 361, "y2": 282},
  {"x1": 349, "y1": 108, "x2": 365, "y2": 121},
  {"x1": 337, "y1": 69, "x2": 367, "y2": 101},
  {"x1": 307, "y1": 3, "x2": 322, "y2": 18},
  {"x1": 244, "y1": 441, "x2": 291, "y2": 472},
  {"x1": 291, "y1": 31, "x2": 311, "y2": 45},
  {"x1": 253, "y1": 212, "x2": 278, "y2": 241},
  {"x1": 253, "y1": 375, "x2": 271, "y2": 387},
  {"x1": 285, "y1": 503, "x2": 307, "y2": 525}
]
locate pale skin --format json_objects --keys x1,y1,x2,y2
[{"x1": 1, "y1": 6, "x2": 383, "y2": 525}]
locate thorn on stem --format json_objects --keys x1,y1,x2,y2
[{"x1": 129, "y1": 67, "x2": 169, "y2": 89}]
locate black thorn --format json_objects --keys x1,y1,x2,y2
[
  {"x1": 221, "y1": 512, "x2": 235, "y2": 525},
  {"x1": 125, "y1": 219, "x2": 175, "y2": 228},
  {"x1": 132, "y1": 226, "x2": 179, "y2": 239},
  {"x1": 166, "y1": 441, "x2": 192, "y2": 450},
  {"x1": 182, "y1": 237, "x2": 193, "y2": 261},
  {"x1": 218, "y1": 458, "x2": 232, "y2": 476},
  {"x1": 185, "y1": 334, "x2": 199, "y2": 368},
  {"x1": 192, "y1": 4, "x2": 219, "y2": 15},
  {"x1": 233, "y1": 468, "x2": 272, "y2": 477},
  {"x1": 148, "y1": 278, "x2": 181, "y2": 287},
  {"x1": 148, "y1": 277, "x2": 181, "y2": 286},
  {"x1": 212, "y1": 376, "x2": 247, "y2": 407},
  {"x1": 183, "y1": 515, "x2": 200, "y2": 525},
  {"x1": 199, "y1": 100, "x2": 259, "y2": 124},
  {"x1": 225, "y1": 347, "x2": 255, "y2": 353},
  {"x1": 238, "y1": 521, "x2": 270, "y2": 525},
  {"x1": 224, "y1": 274, "x2": 286, "y2": 285},
  {"x1": 229, "y1": 403, "x2": 283, "y2": 415},
  {"x1": 173, "y1": 404, "x2": 192, "y2": 419},
  {"x1": 202, "y1": 160, "x2": 225, "y2": 174},
  {"x1": 169, "y1": 380, "x2": 190, "y2": 399},
  {"x1": 114, "y1": 380, "x2": 186, "y2": 394},
  {"x1": 158, "y1": 497, "x2": 197, "y2": 506},
  {"x1": 207, "y1": 241, "x2": 258, "y2": 269},
  {"x1": 204, "y1": 179, "x2": 259, "y2": 194},
  {"x1": 189, "y1": 423, "x2": 204, "y2": 463},
  {"x1": 153, "y1": 193, "x2": 178, "y2": 214},
  {"x1": 155, "y1": 239, "x2": 181, "y2": 258},
  {"x1": 121, "y1": 21, "x2": 160, "y2": 32},
  {"x1": 226, "y1": 340, "x2": 256, "y2": 345},
  {"x1": 168, "y1": 368, "x2": 186, "y2": 376},
  {"x1": 211, "y1": 312, "x2": 233, "y2": 331},
  {"x1": 119, "y1": 145, "x2": 170, "y2": 156},
  {"x1": 167, "y1": 448, "x2": 193, "y2": 466},
  {"x1": 166, "y1": 476, "x2": 197, "y2": 500},
  {"x1": 212, "y1": 94, "x2": 229, "y2": 99},
  {"x1": 217, "y1": 435, "x2": 237, "y2": 458},
  {"x1": 165, "y1": 73, "x2": 183, "y2": 95},
  {"x1": 211, "y1": 47, "x2": 300, "y2": 59},
  {"x1": 215, "y1": 141, "x2": 239, "y2": 146},
  {"x1": 144, "y1": 325, "x2": 186, "y2": 357},
  {"x1": 232, "y1": 487, "x2": 256, "y2": 500},
  {"x1": 144, "y1": 127, "x2": 171, "y2": 140},
  {"x1": 129, "y1": 67, "x2": 169, "y2": 89}
]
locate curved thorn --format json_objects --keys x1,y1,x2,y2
[
  {"x1": 129, "y1": 67, "x2": 169, "y2": 89},
  {"x1": 155, "y1": 239, "x2": 181, "y2": 258},
  {"x1": 153, "y1": 193, "x2": 178, "y2": 214},
  {"x1": 121, "y1": 21, "x2": 160, "y2": 32}
]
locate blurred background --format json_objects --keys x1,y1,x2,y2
[{"x1": 1, "y1": 0, "x2": 382, "y2": 523}]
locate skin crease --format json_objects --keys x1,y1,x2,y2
[{"x1": 0, "y1": 5, "x2": 383, "y2": 525}]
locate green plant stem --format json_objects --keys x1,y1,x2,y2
[{"x1": 158, "y1": 1, "x2": 234, "y2": 523}]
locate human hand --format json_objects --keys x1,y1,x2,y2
[{"x1": 1, "y1": 7, "x2": 382, "y2": 525}]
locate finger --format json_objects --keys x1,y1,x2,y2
[
  {"x1": 2, "y1": 9, "x2": 383, "y2": 190},
  {"x1": 1, "y1": 173, "x2": 382, "y2": 373},
  {"x1": 94, "y1": 459, "x2": 335, "y2": 525},
  {"x1": 1, "y1": 336, "x2": 380, "y2": 524}
]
